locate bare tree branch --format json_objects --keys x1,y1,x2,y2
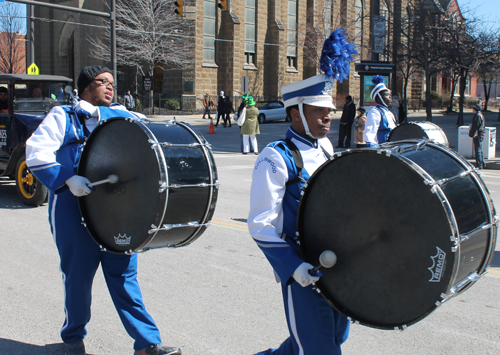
[
  {"x1": 88, "y1": 0, "x2": 194, "y2": 76},
  {"x1": 0, "y1": 3, "x2": 25, "y2": 74}
]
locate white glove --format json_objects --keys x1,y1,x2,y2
[
  {"x1": 66, "y1": 175, "x2": 93, "y2": 197},
  {"x1": 292, "y1": 262, "x2": 320, "y2": 287},
  {"x1": 74, "y1": 100, "x2": 99, "y2": 119}
]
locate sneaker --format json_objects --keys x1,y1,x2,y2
[
  {"x1": 65, "y1": 340, "x2": 85, "y2": 355},
  {"x1": 134, "y1": 344, "x2": 181, "y2": 355}
]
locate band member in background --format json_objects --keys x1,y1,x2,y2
[
  {"x1": 248, "y1": 29, "x2": 356, "y2": 355},
  {"x1": 25, "y1": 66, "x2": 180, "y2": 355},
  {"x1": 364, "y1": 76, "x2": 397, "y2": 147}
]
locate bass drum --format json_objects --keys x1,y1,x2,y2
[
  {"x1": 78, "y1": 117, "x2": 218, "y2": 254},
  {"x1": 388, "y1": 121, "x2": 449, "y2": 146},
  {"x1": 297, "y1": 140, "x2": 497, "y2": 330}
]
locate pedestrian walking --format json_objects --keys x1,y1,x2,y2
[
  {"x1": 470, "y1": 103, "x2": 486, "y2": 169},
  {"x1": 240, "y1": 95, "x2": 259, "y2": 154},
  {"x1": 336, "y1": 95, "x2": 356, "y2": 148},
  {"x1": 354, "y1": 107, "x2": 367, "y2": 148},
  {"x1": 124, "y1": 89, "x2": 135, "y2": 111},
  {"x1": 202, "y1": 92, "x2": 214, "y2": 119}
]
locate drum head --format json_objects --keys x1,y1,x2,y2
[
  {"x1": 78, "y1": 118, "x2": 166, "y2": 253},
  {"x1": 297, "y1": 150, "x2": 455, "y2": 329}
]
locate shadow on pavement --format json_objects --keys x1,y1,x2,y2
[
  {"x1": 0, "y1": 339, "x2": 65, "y2": 354},
  {"x1": 490, "y1": 250, "x2": 500, "y2": 268},
  {"x1": 0, "y1": 179, "x2": 44, "y2": 210}
]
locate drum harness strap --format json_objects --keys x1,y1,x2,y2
[
  {"x1": 284, "y1": 138, "x2": 331, "y2": 187},
  {"x1": 62, "y1": 106, "x2": 90, "y2": 145}
]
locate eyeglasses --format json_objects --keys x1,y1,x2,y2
[{"x1": 94, "y1": 78, "x2": 116, "y2": 90}]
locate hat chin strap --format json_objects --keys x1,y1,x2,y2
[
  {"x1": 376, "y1": 92, "x2": 388, "y2": 108},
  {"x1": 298, "y1": 102, "x2": 316, "y2": 140}
]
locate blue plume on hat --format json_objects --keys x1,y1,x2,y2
[
  {"x1": 371, "y1": 75, "x2": 385, "y2": 85},
  {"x1": 319, "y1": 29, "x2": 358, "y2": 83}
]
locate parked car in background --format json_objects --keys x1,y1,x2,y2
[
  {"x1": 255, "y1": 100, "x2": 288, "y2": 123},
  {"x1": 0, "y1": 74, "x2": 73, "y2": 206}
]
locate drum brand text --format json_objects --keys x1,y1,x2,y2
[{"x1": 428, "y1": 246, "x2": 446, "y2": 282}]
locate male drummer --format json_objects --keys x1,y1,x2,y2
[
  {"x1": 26, "y1": 66, "x2": 180, "y2": 355},
  {"x1": 247, "y1": 73, "x2": 350, "y2": 355},
  {"x1": 364, "y1": 76, "x2": 397, "y2": 147}
]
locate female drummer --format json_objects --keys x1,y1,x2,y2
[{"x1": 25, "y1": 66, "x2": 180, "y2": 355}]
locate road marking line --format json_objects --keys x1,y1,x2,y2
[{"x1": 212, "y1": 217, "x2": 248, "y2": 231}]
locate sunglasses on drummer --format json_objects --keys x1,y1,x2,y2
[{"x1": 93, "y1": 78, "x2": 116, "y2": 90}]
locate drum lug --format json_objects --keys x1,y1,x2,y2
[
  {"x1": 394, "y1": 325, "x2": 407, "y2": 331},
  {"x1": 81, "y1": 217, "x2": 87, "y2": 227}
]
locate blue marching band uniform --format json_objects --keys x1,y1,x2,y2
[
  {"x1": 364, "y1": 77, "x2": 397, "y2": 147},
  {"x1": 26, "y1": 104, "x2": 163, "y2": 350},
  {"x1": 248, "y1": 29, "x2": 357, "y2": 355},
  {"x1": 248, "y1": 126, "x2": 350, "y2": 355}
]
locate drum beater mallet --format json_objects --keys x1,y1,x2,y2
[
  {"x1": 88, "y1": 174, "x2": 119, "y2": 187},
  {"x1": 309, "y1": 250, "x2": 337, "y2": 275}
]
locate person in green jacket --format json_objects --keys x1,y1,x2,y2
[{"x1": 241, "y1": 95, "x2": 260, "y2": 155}]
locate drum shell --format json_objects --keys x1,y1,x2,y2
[
  {"x1": 78, "y1": 118, "x2": 218, "y2": 253},
  {"x1": 388, "y1": 121, "x2": 449, "y2": 146},
  {"x1": 297, "y1": 140, "x2": 496, "y2": 329}
]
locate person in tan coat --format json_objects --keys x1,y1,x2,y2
[
  {"x1": 240, "y1": 95, "x2": 260, "y2": 154},
  {"x1": 353, "y1": 107, "x2": 367, "y2": 148}
]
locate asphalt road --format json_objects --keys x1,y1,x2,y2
[{"x1": 1, "y1": 109, "x2": 499, "y2": 355}]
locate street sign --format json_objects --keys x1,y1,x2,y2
[
  {"x1": 143, "y1": 73, "x2": 152, "y2": 91},
  {"x1": 27, "y1": 63, "x2": 39, "y2": 75}
]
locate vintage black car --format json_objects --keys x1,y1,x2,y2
[{"x1": 0, "y1": 74, "x2": 73, "y2": 206}]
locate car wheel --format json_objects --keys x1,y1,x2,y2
[
  {"x1": 258, "y1": 114, "x2": 266, "y2": 124},
  {"x1": 15, "y1": 154, "x2": 48, "y2": 207}
]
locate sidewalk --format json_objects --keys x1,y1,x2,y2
[
  {"x1": 146, "y1": 108, "x2": 500, "y2": 169},
  {"x1": 401, "y1": 109, "x2": 500, "y2": 170}
]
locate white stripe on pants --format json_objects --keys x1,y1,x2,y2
[{"x1": 243, "y1": 134, "x2": 258, "y2": 153}]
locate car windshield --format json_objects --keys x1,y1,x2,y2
[{"x1": 13, "y1": 81, "x2": 71, "y2": 112}]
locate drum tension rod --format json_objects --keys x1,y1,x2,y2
[
  {"x1": 147, "y1": 139, "x2": 211, "y2": 149},
  {"x1": 439, "y1": 271, "x2": 482, "y2": 305},
  {"x1": 424, "y1": 171, "x2": 470, "y2": 187},
  {"x1": 452, "y1": 217, "x2": 499, "y2": 250},
  {"x1": 159, "y1": 181, "x2": 219, "y2": 193},
  {"x1": 149, "y1": 221, "x2": 211, "y2": 234}
]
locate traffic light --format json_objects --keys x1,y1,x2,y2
[
  {"x1": 217, "y1": 0, "x2": 227, "y2": 10},
  {"x1": 174, "y1": 0, "x2": 183, "y2": 16}
]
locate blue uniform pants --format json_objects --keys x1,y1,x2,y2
[
  {"x1": 257, "y1": 281, "x2": 350, "y2": 355},
  {"x1": 49, "y1": 190, "x2": 161, "y2": 350}
]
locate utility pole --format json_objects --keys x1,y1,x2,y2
[{"x1": 392, "y1": 0, "x2": 400, "y2": 94}]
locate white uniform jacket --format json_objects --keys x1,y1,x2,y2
[{"x1": 248, "y1": 127, "x2": 334, "y2": 284}]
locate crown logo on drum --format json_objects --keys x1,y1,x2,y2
[{"x1": 114, "y1": 233, "x2": 131, "y2": 246}]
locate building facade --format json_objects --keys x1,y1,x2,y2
[{"x1": 33, "y1": 0, "x2": 471, "y2": 112}]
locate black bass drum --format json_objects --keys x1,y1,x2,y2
[
  {"x1": 388, "y1": 121, "x2": 449, "y2": 146},
  {"x1": 297, "y1": 140, "x2": 497, "y2": 330},
  {"x1": 78, "y1": 117, "x2": 218, "y2": 254}
]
